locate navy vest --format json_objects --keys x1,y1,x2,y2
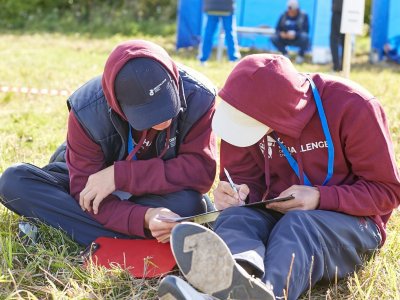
[
  {"x1": 65, "y1": 65, "x2": 216, "y2": 165},
  {"x1": 278, "y1": 11, "x2": 307, "y2": 32}
]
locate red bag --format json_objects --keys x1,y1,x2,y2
[{"x1": 82, "y1": 237, "x2": 176, "y2": 278}]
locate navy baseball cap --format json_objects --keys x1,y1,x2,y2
[{"x1": 114, "y1": 58, "x2": 180, "y2": 130}]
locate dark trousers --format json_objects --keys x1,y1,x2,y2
[
  {"x1": 213, "y1": 207, "x2": 381, "y2": 300},
  {"x1": 0, "y1": 162, "x2": 208, "y2": 246},
  {"x1": 199, "y1": 14, "x2": 241, "y2": 62},
  {"x1": 271, "y1": 32, "x2": 309, "y2": 57},
  {"x1": 330, "y1": 12, "x2": 345, "y2": 71}
]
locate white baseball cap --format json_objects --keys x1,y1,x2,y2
[{"x1": 212, "y1": 100, "x2": 270, "y2": 147}]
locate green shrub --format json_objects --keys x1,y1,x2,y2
[{"x1": 0, "y1": 0, "x2": 177, "y2": 36}]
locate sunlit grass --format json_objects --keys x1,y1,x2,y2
[{"x1": 0, "y1": 33, "x2": 399, "y2": 299}]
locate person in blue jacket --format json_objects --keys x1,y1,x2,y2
[
  {"x1": 199, "y1": 0, "x2": 241, "y2": 64},
  {"x1": 271, "y1": 0, "x2": 309, "y2": 64},
  {"x1": 383, "y1": 35, "x2": 400, "y2": 64}
]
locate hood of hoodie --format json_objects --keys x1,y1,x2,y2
[
  {"x1": 101, "y1": 40, "x2": 180, "y2": 121},
  {"x1": 218, "y1": 54, "x2": 316, "y2": 139}
]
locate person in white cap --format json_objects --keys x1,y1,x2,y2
[
  {"x1": 158, "y1": 54, "x2": 400, "y2": 300},
  {"x1": 271, "y1": 0, "x2": 310, "y2": 64}
]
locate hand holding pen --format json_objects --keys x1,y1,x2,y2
[
  {"x1": 212, "y1": 168, "x2": 248, "y2": 210},
  {"x1": 224, "y1": 168, "x2": 238, "y2": 194}
]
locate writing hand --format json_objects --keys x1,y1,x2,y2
[{"x1": 213, "y1": 181, "x2": 249, "y2": 210}]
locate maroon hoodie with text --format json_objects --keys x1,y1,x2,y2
[
  {"x1": 66, "y1": 40, "x2": 217, "y2": 238},
  {"x1": 219, "y1": 54, "x2": 400, "y2": 244}
]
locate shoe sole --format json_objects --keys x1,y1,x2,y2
[{"x1": 170, "y1": 222, "x2": 274, "y2": 300}]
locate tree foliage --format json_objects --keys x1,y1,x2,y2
[
  {"x1": 0, "y1": 0, "x2": 177, "y2": 33},
  {"x1": 0, "y1": 0, "x2": 374, "y2": 36}
]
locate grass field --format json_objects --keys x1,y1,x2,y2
[{"x1": 0, "y1": 33, "x2": 399, "y2": 299}]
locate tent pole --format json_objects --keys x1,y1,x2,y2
[
  {"x1": 342, "y1": 33, "x2": 352, "y2": 78},
  {"x1": 217, "y1": 20, "x2": 224, "y2": 62}
]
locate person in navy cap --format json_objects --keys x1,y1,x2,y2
[{"x1": 0, "y1": 40, "x2": 217, "y2": 246}]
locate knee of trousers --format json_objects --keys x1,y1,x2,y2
[
  {"x1": 268, "y1": 211, "x2": 329, "y2": 258},
  {"x1": 270, "y1": 35, "x2": 279, "y2": 45},
  {"x1": 174, "y1": 189, "x2": 204, "y2": 216},
  {"x1": 214, "y1": 206, "x2": 265, "y2": 229},
  {"x1": 298, "y1": 32, "x2": 309, "y2": 42},
  {"x1": 219, "y1": 206, "x2": 257, "y2": 218},
  {"x1": 275, "y1": 210, "x2": 312, "y2": 226},
  {"x1": 0, "y1": 163, "x2": 31, "y2": 206},
  {"x1": 270, "y1": 210, "x2": 321, "y2": 241},
  {"x1": 134, "y1": 189, "x2": 204, "y2": 217}
]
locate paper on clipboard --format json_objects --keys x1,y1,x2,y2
[{"x1": 157, "y1": 195, "x2": 294, "y2": 224}]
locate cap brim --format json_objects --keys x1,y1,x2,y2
[
  {"x1": 120, "y1": 80, "x2": 180, "y2": 130},
  {"x1": 212, "y1": 100, "x2": 269, "y2": 147}
]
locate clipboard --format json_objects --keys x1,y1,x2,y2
[{"x1": 157, "y1": 195, "x2": 294, "y2": 224}]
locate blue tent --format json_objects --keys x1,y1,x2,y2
[
  {"x1": 176, "y1": 0, "x2": 332, "y2": 63},
  {"x1": 370, "y1": 0, "x2": 400, "y2": 60},
  {"x1": 176, "y1": 0, "x2": 203, "y2": 49}
]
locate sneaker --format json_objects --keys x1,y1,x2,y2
[
  {"x1": 158, "y1": 275, "x2": 216, "y2": 300},
  {"x1": 170, "y1": 222, "x2": 275, "y2": 300},
  {"x1": 295, "y1": 56, "x2": 304, "y2": 64}
]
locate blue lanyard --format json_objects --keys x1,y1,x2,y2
[
  {"x1": 273, "y1": 76, "x2": 334, "y2": 186},
  {"x1": 127, "y1": 126, "x2": 137, "y2": 161}
]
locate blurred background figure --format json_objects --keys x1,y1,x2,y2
[
  {"x1": 330, "y1": 0, "x2": 344, "y2": 72},
  {"x1": 271, "y1": 0, "x2": 309, "y2": 64},
  {"x1": 383, "y1": 35, "x2": 400, "y2": 64},
  {"x1": 199, "y1": 0, "x2": 241, "y2": 65}
]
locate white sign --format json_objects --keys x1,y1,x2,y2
[{"x1": 340, "y1": 0, "x2": 365, "y2": 35}]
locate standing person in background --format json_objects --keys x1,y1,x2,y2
[
  {"x1": 271, "y1": 0, "x2": 309, "y2": 64},
  {"x1": 199, "y1": 0, "x2": 241, "y2": 65},
  {"x1": 0, "y1": 40, "x2": 217, "y2": 247},
  {"x1": 330, "y1": 0, "x2": 344, "y2": 72}
]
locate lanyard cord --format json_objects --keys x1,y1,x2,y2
[
  {"x1": 127, "y1": 126, "x2": 170, "y2": 160},
  {"x1": 127, "y1": 126, "x2": 147, "y2": 161},
  {"x1": 272, "y1": 132, "x2": 313, "y2": 186},
  {"x1": 272, "y1": 76, "x2": 334, "y2": 186}
]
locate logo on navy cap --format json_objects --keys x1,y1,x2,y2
[{"x1": 149, "y1": 79, "x2": 167, "y2": 96}]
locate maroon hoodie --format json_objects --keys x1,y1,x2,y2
[
  {"x1": 66, "y1": 40, "x2": 217, "y2": 237},
  {"x1": 219, "y1": 54, "x2": 400, "y2": 244}
]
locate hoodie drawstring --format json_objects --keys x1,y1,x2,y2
[
  {"x1": 261, "y1": 136, "x2": 272, "y2": 201},
  {"x1": 126, "y1": 126, "x2": 171, "y2": 161}
]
